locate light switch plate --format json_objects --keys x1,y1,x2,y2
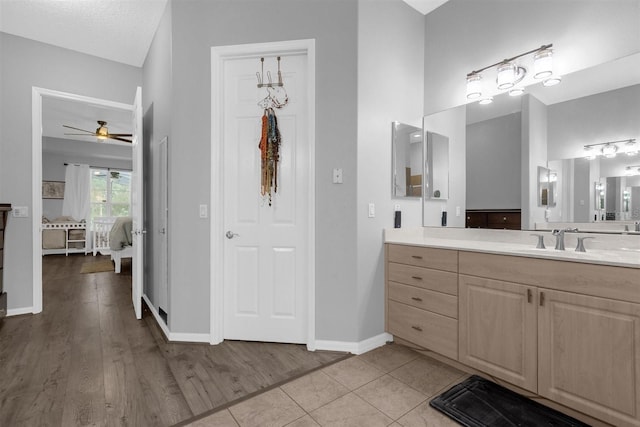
[
  {"x1": 368, "y1": 203, "x2": 375, "y2": 218},
  {"x1": 12, "y1": 206, "x2": 28, "y2": 218},
  {"x1": 199, "y1": 204, "x2": 208, "y2": 218}
]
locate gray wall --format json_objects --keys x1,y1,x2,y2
[
  {"x1": 159, "y1": 0, "x2": 359, "y2": 338},
  {"x1": 547, "y1": 84, "x2": 640, "y2": 161},
  {"x1": 0, "y1": 32, "x2": 141, "y2": 311},
  {"x1": 424, "y1": 0, "x2": 640, "y2": 114},
  {"x1": 466, "y1": 112, "x2": 521, "y2": 210},
  {"x1": 357, "y1": 0, "x2": 425, "y2": 341},
  {"x1": 142, "y1": 1, "x2": 172, "y2": 315}
]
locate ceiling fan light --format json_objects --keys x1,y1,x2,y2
[
  {"x1": 496, "y1": 62, "x2": 516, "y2": 90},
  {"x1": 534, "y1": 48, "x2": 553, "y2": 79},
  {"x1": 466, "y1": 74, "x2": 482, "y2": 100}
]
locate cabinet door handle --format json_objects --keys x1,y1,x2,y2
[
  {"x1": 411, "y1": 276, "x2": 423, "y2": 281},
  {"x1": 527, "y1": 289, "x2": 532, "y2": 304},
  {"x1": 539, "y1": 291, "x2": 545, "y2": 306},
  {"x1": 411, "y1": 325, "x2": 423, "y2": 332},
  {"x1": 411, "y1": 255, "x2": 423, "y2": 259},
  {"x1": 411, "y1": 297, "x2": 423, "y2": 302}
]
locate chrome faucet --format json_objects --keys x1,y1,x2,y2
[{"x1": 552, "y1": 228, "x2": 578, "y2": 251}]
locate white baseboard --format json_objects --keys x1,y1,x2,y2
[
  {"x1": 7, "y1": 306, "x2": 35, "y2": 316},
  {"x1": 315, "y1": 332, "x2": 392, "y2": 355},
  {"x1": 142, "y1": 294, "x2": 211, "y2": 344}
]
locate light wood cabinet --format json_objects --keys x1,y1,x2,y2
[
  {"x1": 385, "y1": 244, "x2": 458, "y2": 360},
  {"x1": 538, "y1": 289, "x2": 640, "y2": 427},
  {"x1": 458, "y1": 275, "x2": 538, "y2": 392},
  {"x1": 386, "y1": 243, "x2": 640, "y2": 426}
]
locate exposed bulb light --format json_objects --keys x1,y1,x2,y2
[
  {"x1": 625, "y1": 139, "x2": 638, "y2": 156},
  {"x1": 466, "y1": 74, "x2": 482, "y2": 100},
  {"x1": 601, "y1": 143, "x2": 618, "y2": 158},
  {"x1": 479, "y1": 96, "x2": 493, "y2": 105},
  {"x1": 584, "y1": 146, "x2": 598, "y2": 160},
  {"x1": 509, "y1": 87, "x2": 525, "y2": 96},
  {"x1": 533, "y1": 48, "x2": 553, "y2": 79},
  {"x1": 543, "y1": 75, "x2": 562, "y2": 86}
]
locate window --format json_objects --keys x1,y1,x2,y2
[{"x1": 90, "y1": 168, "x2": 131, "y2": 218}]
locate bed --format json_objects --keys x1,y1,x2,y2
[
  {"x1": 109, "y1": 217, "x2": 133, "y2": 273},
  {"x1": 42, "y1": 217, "x2": 88, "y2": 256}
]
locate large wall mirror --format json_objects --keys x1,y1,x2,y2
[
  {"x1": 392, "y1": 121, "x2": 423, "y2": 198},
  {"x1": 421, "y1": 51, "x2": 640, "y2": 230}
]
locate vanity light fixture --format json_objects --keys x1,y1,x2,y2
[
  {"x1": 583, "y1": 139, "x2": 636, "y2": 159},
  {"x1": 466, "y1": 44, "x2": 558, "y2": 103},
  {"x1": 478, "y1": 96, "x2": 494, "y2": 105}
]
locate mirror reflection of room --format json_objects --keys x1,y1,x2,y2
[{"x1": 392, "y1": 122, "x2": 423, "y2": 198}]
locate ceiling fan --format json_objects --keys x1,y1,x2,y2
[{"x1": 63, "y1": 120, "x2": 132, "y2": 143}]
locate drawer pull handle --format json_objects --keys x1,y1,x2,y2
[
  {"x1": 411, "y1": 297, "x2": 423, "y2": 302},
  {"x1": 411, "y1": 276, "x2": 423, "y2": 281},
  {"x1": 411, "y1": 325, "x2": 423, "y2": 332},
  {"x1": 527, "y1": 289, "x2": 532, "y2": 304},
  {"x1": 540, "y1": 291, "x2": 545, "y2": 307},
  {"x1": 411, "y1": 255, "x2": 423, "y2": 259}
]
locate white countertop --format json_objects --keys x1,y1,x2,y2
[{"x1": 385, "y1": 227, "x2": 640, "y2": 269}]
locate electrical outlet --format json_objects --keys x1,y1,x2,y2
[
  {"x1": 332, "y1": 168, "x2": 343, "y2": 184},
  {"x1": 368, "y1": 203, "x2": 375, "y2": 218},
  {"x1": 394, "y1": 204, "x2": 401, "y2": 211},
  {"x1": 456, "y1": 206, "x2": 461, "y2": 217}
]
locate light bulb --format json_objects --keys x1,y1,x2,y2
[
  {"x1": 496, "y1": 62, "x2": 516, "y2": 90},
  {"x1": 466, "y1": 74, "x2": 482, "y2": 100},
  {"x1": 534, "y1": 49, "x2": 553, "y2": 79}
]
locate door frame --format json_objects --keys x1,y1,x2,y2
[
  {"x1": 31, "y1": 87, "x2": 133, "y2": 313},
  {"x1": 210, "y1": 39, "x2": 316, "y2": 348}
]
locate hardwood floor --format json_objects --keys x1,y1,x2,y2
[{"x1": 0, "y1": 255, "x2": 347, "y2": 426}]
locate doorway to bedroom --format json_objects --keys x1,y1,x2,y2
[{"x1": 33, "y1": 87, "x2": 144, "y2": 318}]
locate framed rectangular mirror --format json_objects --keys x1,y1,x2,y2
[{"x1": 392, "y1": 121, "x2": 423, "y2": 198}]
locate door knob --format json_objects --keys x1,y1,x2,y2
[
  {"x1": 159, "y1": 228, "x2": 166, "y2": 235},
  {"x1": 226, "y1": 231, "x2": 239, "y2": 239}
]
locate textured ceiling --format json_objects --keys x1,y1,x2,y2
[{"x1": 0, "y1": 0, "x2": 168, "y2": 67}]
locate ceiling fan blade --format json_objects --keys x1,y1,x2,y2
[
  {"x1": 106, "y1": 133, "x2": 133, "y2": 137},
  {"x1": 108, "y1": 136, "x2": 132, "y2": 143},
  {"x1": 65, "y1": 133, "x2": 98, "y2": 136},
  {"x1": 62, "y1": 125, "x2": 95, "y2": 134}
]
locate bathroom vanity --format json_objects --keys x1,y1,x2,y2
[{"x1": 385, "y1": 228, "x2": 640, "y2": 427}]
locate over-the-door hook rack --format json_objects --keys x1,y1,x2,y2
[{"x1": 256, "y1": 56, "x2": 284, "y2": 88}]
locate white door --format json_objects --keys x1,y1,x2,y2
[
  {"x1": 223, "y1": 54, "x2": 308, "y2": 343},
  {"x1": 131, "y1": 86, "x2": 144, "y2": 319}
]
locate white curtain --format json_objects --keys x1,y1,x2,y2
[{"x1": 62, "y1": 164, "x2": 91, "y2": 222}]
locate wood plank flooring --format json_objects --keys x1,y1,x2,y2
[{"x1": 0, "y1": 255, "x2": 347, "y2": 426}]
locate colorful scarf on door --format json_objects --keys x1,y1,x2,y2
[{"x1": 259, "y1": 108, "x2": 281, "y2": 206}]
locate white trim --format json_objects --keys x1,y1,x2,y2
[
  {"x1": 31, "y1": 87, "x2": 133, "y2": 314},
  {"x1": 315, "y1": 333, "x2": 393, "y2": 355},
  {"x1": 168, "y1": 332, "x2": 211, "y2": 343},
  {"x1": 7, "y1": 306, "x2": 35, "y2": 317},
  {"x1": 210, "y1": 39, "x2": 316, "y2": 346}
]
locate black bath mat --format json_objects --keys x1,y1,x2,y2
[{"x1": 430, "y1": 375, "x2": 590, "y2": 427}]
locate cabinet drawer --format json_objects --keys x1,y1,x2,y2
[
  {"x1": 387, "y1": 244, "x2": 457, "y2": 272},
  {"x1": 388, "y1": 262, "x2": 457, "y2": 295},
  {"x1": 388, "y1": 281, "x2": 457, "y2": 318},
  {"x1": 388, "y1": 300, "x2": 458, "y2": 360}
]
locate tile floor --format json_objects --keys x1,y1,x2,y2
[{"x1": 183, "y1": 344, "x2": 467, "y2": 427}]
